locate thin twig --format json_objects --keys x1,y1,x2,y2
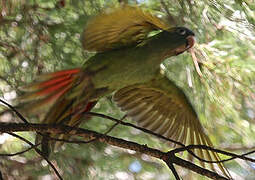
[
  {"x1": 85, "y1": 112, "x2": 184, "y2": 146},
  {"x1": 104, "y1": 115, "x2": 126, "y2": 134},
  {"x1": 190, "y1": 49, "x2": 203, "y2": 77},
  {"x1": 0, "y1": 99, "x2": 28, "y2": 123},
  {"x1": 166, "y1": 162, "x2": 180, "y2": 180},
  {"x1": 7, "y1": 132, "x2": 63, "y2": 180},
  {"x1": 0, "y1": 170, "x2": 3, "y2": 180},
  {"x1": 0, "y1": 143, "x2": 40, "y2": 156},
  {"x1": 166, "y1": 151, "x2": 227, "y2": 180},
  {"x1": 172, "y1": 144, "x2": 255, "y2": 163}
]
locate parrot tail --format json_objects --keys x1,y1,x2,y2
[
  {"x1": 19, "y1": 68, "x2": 81, "y2": 114},
  {"x1": 18, "y1": 68, "x2": 98, "y2": 157}
]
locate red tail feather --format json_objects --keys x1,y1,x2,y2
[
  {"x1": 48, "y1": 69, "x2": 80, "y2": 78},
  {"x1": 34, "y1": 68, "x2": 81, "y2": 97},
  {"x1": 20, "y1": 68, "x2": 81, "y2": 103},
  {"x1": 36, "y1": 78, "x2": 73, "y2": 96},
  {"x1": 38, "y1": 75, "x2": 72, "y2": 89}
]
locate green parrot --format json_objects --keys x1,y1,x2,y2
[{"x1": 17, "y1": 5, "x2": 229, "y2": 177}]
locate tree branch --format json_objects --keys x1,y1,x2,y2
[{"x1": 0, "y1": 122, "x2": 228, "y2": 180}]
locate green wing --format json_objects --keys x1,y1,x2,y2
[
  {"x1": 82, "y1": 5, "x2": 170, "y2": 52},
  {"x1": 113, "y1": 73, "x2": 230, "y2": 177}
]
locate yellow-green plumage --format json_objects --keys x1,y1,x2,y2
[
  {"x1": 12, "y1": 5, "x2": 230, "y2": 178},
  {"x1": 82, "y1": 5, "x2": 169, "y2": 52}
]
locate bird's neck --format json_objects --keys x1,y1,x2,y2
[{"x1": 142, "y1": 32, "x2": 184, "y2": 64}]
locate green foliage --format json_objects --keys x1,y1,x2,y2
[{"x1": 1, "y1": 0, "x2": 255, "y2": 179}]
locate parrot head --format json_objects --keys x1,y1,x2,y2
[{"x1": 159, "y1": 27, "x2": 195, "y2": 57}]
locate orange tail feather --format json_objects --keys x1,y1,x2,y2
[{"x1": 20, "y1": 68, "x2": 81, "y2": 114}]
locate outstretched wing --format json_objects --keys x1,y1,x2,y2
[
  {"x1": 113, "y1": 74, "x2": 230, "y2": 177},
  {"x1": 82, "y1": 5, "x2": 169, "y2": 52}
]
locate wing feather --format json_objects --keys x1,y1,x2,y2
[
  {"x1": 82, "y1": 5, "x2": 170, "y2": 52},
  {"x1": 113, "y1": 76, "x2": 230, "y2": 177}
]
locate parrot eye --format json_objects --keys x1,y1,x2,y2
[{"x1": 177, "y1": 28, "x2": 186, "y2": 35}]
